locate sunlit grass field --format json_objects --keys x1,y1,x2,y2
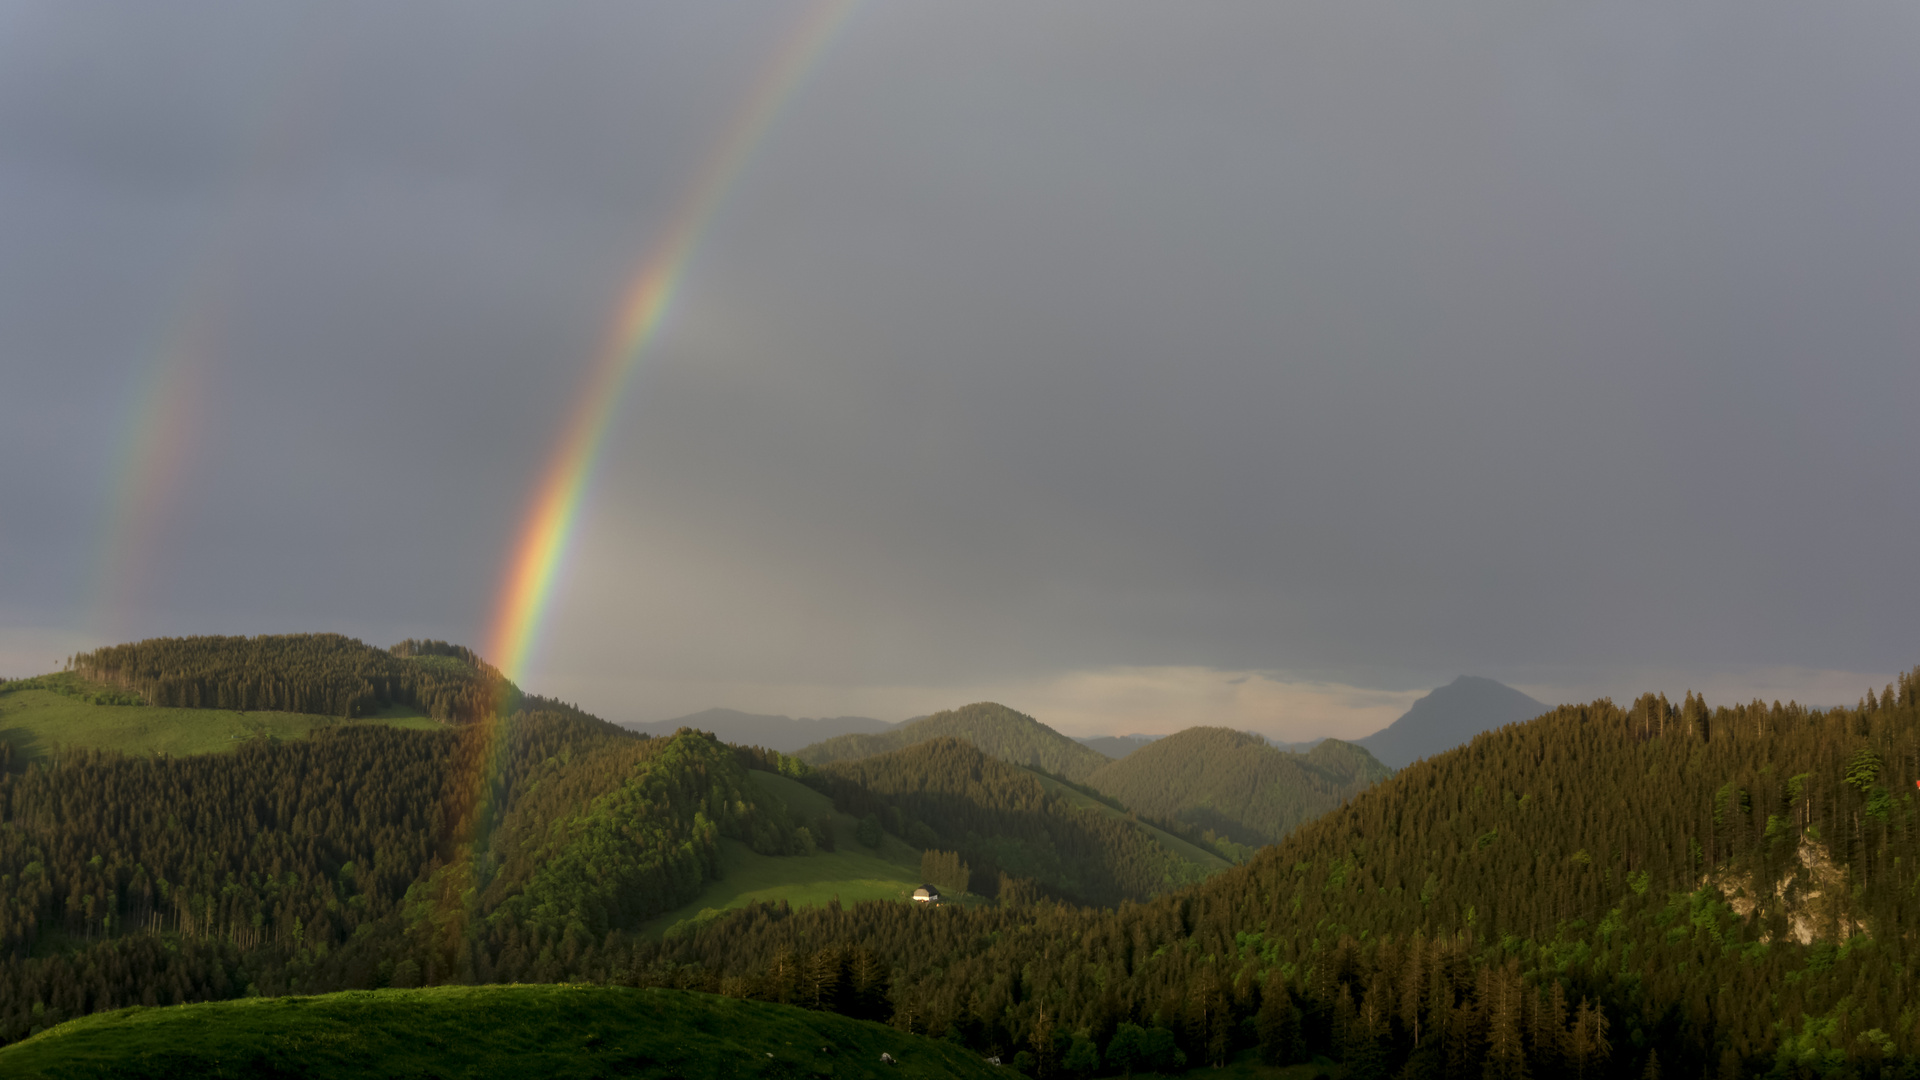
[
  {"x1": 642, "y1": 771, "x2": 942, "y2": 937},
  {"x1": 0, "y1": 984, "x2": 1005, "y2": 1079},
  {"x1": 0, "y1": 673, "x2": 440, "y2": 765}
]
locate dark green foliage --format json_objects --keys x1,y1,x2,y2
[
  {"x1": 920, "y1": 850, "x2": 970, "y2": 896},
  {"x1": 67, "y1": 634, "x2": 592, "y2": 723},
  {"x1": 796, "y1": 702, "x2": 1112, "y2": 782},
  {"x1": 1085, "y1": 727, "x2": 1392, "y2": 846},
  {"x1": 490, "y1": 730, "x2": 803, "y2": 938},
  {"x1": 857, "y1": 814, "x2": 884, "y2": 849},
  {"x1": 0, "y1": 706, "x2": 801, "y2": 1046},
  {"x1": 810, "y1": 737, "x2": 1217, "y2": 904}
]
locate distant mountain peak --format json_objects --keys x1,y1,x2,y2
[{"x1": 1354, "y1": 676, "x2": 1546, "y2": 768}]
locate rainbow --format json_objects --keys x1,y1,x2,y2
[
  {"x1": 87, "y1": 34, "x2": 337, "y2": 642},
  {"x1": 88, "y1": 311, "x2": 215, "y2": 640},
  {"x1": 484, "y1": 0, "x2": 860, "y2": 685}
]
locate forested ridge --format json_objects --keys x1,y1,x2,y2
[
  {"x1": 62, "y1": 634, "x2": 590, "y2": 723},
  {"x1": 1085, "y1": 728, "x2": 1393, "y2": 847},
  {"x1": 797, "y1": 703, "x2": 1113, "y2": 782},
  {"x1": 0, "y1": 702, "x2": 816, "y2": 1045}
]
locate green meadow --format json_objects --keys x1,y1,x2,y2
[
  {"x1": 0, "y1": 984, "x2": 1004, "y2": 1080},
  {"x1": 643, "y1": 771, "x2": 939, "y2": 938},
  {"x1": 0, "y1": 672, "x2": 440, "y2": 765}
]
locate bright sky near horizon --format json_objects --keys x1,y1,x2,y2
[{"x1": 2, "y1": 3, "x2": 1915, "y2": 739}]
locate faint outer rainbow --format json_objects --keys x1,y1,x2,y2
[
  {"x1": 88, "y1": 310, "x2": 215, "y2": 641},
  {"x1": 88, "y1": 27, "x2": 328, "y2": 641},
  {"x1": 484, "y1": 0, "x2": 858, "y2": 684}
]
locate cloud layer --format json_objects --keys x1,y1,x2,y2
[{"x1": 3, "y1": 3, "x2": 1916, "y2": 730}]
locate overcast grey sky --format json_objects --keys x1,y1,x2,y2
[{"x1": 3, "y1": 2, "x2": 1916, "y2": 736}]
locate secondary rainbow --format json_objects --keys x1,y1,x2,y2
[{"x1": 484, "y1": 0, "x2": 859, "y2": 684}]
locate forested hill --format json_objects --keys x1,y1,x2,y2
[
  {"x1": 629, "y1": 707, "x2": 893, "y2": 752},
  {"x1": 62, "y1": 634, "x2": 588, "y2": 724},
  {"x1": 642, "y1": 669, "x2": 1920, "y2": 1080},
  {"x1": 0, "y1": 711, "x2": 819, "y2": 1046},
  {"x1": 795, "y1": 702, "x2": 1110, "y2": 781},
  {"x1": 809, "y1": 737, "x2": 1225, "y2": 906},
  {"x1": 1084, "y1": 727, "x2": 1391, "y2": 846},
  {"x1": 1356, "y1": 675, "x2": 1546, "y2": 768}
]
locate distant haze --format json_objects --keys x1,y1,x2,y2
[
  {"x1": 1355, "y1": 676, "x2": 1547, "y2": 769},
  {"x1": 2, "y1": 4, "x2": 1914, "y2": 733}
]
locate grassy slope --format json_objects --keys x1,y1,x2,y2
[
  {"x1": 0, "y1": 679, "x2": 438, "y2": 764},
  {"x1": 638, "y1": 771, "x2": 935, "y2": 937},
  {"x1": 1025, "y1": 770, "x2": 1231, "y2": 873},
  {"x1": 0, "y1": 985, "x2": 1003, "y2": 1080}
]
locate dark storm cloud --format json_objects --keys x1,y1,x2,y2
[{"x1": 3, "y1": 3, "x2": 1916, "y2": 722}]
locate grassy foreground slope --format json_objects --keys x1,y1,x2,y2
[
  {"x1": 0, "y1": 673, "x2": 439, "y2": 765},
  {"x1": 0, "y1": 985, "x2": 1002, "y2": 1080},
  {"x1": 795, "y1": 702, "x2": 1110, "y2": 781}
]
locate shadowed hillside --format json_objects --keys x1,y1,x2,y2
[
  {"x1": 810, "y1": 737, "x2": 1226, "y2": 905},
  {"x1": 1355, "y1": 674, "x2": 1545, "y2": 767},
  {"x1": 795, "y1": 702, "x2": 1111, "y2": 781},
  {"x1": 1085, "y1": 727, "x2": 1392, "y2": 846},
  {"x1": 1074, "y1": 733, "x2": 1157, "y2": 759}
]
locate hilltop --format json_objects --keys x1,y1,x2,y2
[
  {"x1": 629, "y1": 707, "x2": 893, "y2": 751},
  {"x1": 0, "y1": 985, "x2": 1001, "y2": 1079},
  {"x1": 1084, "y1": 727, "x2": 1392, "y2": 846},
  {"x1": 1354, "y1": 674, "x2": 1545, "y2": 767},
  {"x1": 796, "y1": 701, "x2": 1110, "y2": 781}
]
